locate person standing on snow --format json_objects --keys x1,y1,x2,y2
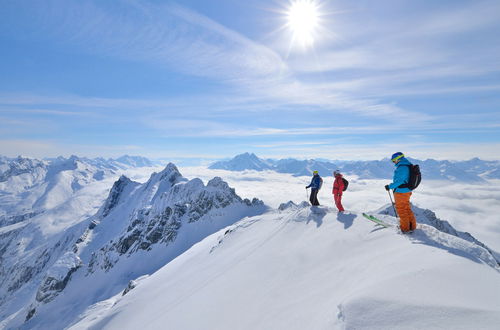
[
  {"x1": 306, "y1": 170, "x2": 323, "y2": 206},
  {"x1": 332, "y1": 170, "x2": 345, "y2": 212},
  {"x1": 385, "y1": 152, "x2": 417, "y2": 233}
]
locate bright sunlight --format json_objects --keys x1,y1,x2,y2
[{"x1": 286, "y1": 0, "x2": 320, "y2": 48}]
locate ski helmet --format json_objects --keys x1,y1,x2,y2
[
  {"x1": 391, "y1": 152, "x2": 404, "y2": 162},
  {"x1": 313, "y1": 170, "x2": 319, "y2": 174},
  {"x1": 333, "y1": 170, "x2": 341, "y2": 176}
]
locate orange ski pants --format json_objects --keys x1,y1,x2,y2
[{"x1": 394, "y1": 192, "x2": 416, "y2": 232}]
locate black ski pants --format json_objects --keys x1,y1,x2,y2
[{"x1": 309, "y1": 188, "x2": 320, "y2": 206}]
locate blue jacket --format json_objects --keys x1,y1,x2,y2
[
  {"x1": 307, "y1": 174, "x2": 323, "y2": 190},
  {"x1": 388, "y1": 157, "x2": 412, "y2": 193}
]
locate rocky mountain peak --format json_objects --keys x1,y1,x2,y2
[{"x1": 101, "y1": 175, "x2": 135, "y2": 218}]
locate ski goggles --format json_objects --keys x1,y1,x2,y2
[{"x1": 392, "y1": 154, "x2": 404, "y2": 163}]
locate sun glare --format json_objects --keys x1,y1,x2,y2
[{"x1": 286, "y1": 0, "x2": 320, "y2": 48}]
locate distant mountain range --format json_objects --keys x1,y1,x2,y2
[
  {"x1": 209, "y1": 152, "x2": 500, "y2": 182},
  {"x1": 0, "y1": 155, "x2": 155, "y2": 227}
]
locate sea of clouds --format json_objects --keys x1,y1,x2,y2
[{"x1": 180, "y1": 167, "x2": 500, "y2": 254}]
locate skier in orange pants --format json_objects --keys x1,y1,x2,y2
[
  {"x1": 394, "y1": 191, "x2": 416, "y2": 232},
  {"x1": 385, "y1": 152, "x2": 417, "y2": 232}
]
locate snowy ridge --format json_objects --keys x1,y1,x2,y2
[
  {"x1": 0, "y1": 163, "x2": 266, "y2": 329},
  {"x1": 375, "y1": 205, "x2": 500, "y2": 265},
  {"x1": 210, "y1": 152, "x2": 500, "y2": 181},
  {"x1": 66, "y1": 204, "x2": 500, "y2": 330}
]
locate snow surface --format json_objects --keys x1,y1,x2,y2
[{"x1": 68, "y1": 206, "x2": 500, "y2": 330}]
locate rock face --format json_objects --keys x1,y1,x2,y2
[
  {"x1": 0, "y1": 162, "x2": 266, "y2": 329},
  {"x1": 101, "y1": 175, "x2": 137, "y2": 218},
  {"x1": 35, "y1": 252, "x2": 83, "y2": 304},
  {"x1": 86, "y1": 165, "x2": 264, "y2": 274}
]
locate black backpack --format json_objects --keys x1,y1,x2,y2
[
  {"x1": 342, "y1": 178, "x2": 349, "y2": 191},
  {"x1": 399, "y1": 164, "x2": 421, "y2": 190}
]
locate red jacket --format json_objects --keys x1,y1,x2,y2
[{"x1": 332, "y1": 175, "x2": 345, "y2": 194}]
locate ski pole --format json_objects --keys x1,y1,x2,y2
[
  {"x1": 305, "y1": 187, "x2": 309, "y2": 201},
  {"x1": 387, "y1": 190, "x2": 398, "y2": 218}
]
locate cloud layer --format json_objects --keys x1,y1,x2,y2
[{"x1": 180, "y1": 166, "x2": 500, "y2": 253}]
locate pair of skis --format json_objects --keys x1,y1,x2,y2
[{"x1": 362, "y1": 213, "x2": 393, "y2": 228}]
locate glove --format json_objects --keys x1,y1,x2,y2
[
  {"x1": 385, "y1": 184, "x2": 390, "y2": 191},
  {"x1": 305, "y1": 186, "x2": 309, "y2": 189}
]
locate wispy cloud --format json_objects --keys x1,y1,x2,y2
[
  {"x1": 0, "y1": 108, "x2": 98, "y2": 117},
  {"x1": 3, "y1": 0, "x2": 424, "y2": 121},
  {"x1": 27, "y1": 0, "x2": 289, "y2": 82}
]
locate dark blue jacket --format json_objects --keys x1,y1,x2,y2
[
  {"x1": 307, "y1": 174, "x2": 323, "y2": 190},
  {"x1": 388, "y1": 157, "x2": 412, "y2": 193}
]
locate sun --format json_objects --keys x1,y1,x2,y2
[{"x1": 286, "y1": 0, "x2": 321, "y2": 48}]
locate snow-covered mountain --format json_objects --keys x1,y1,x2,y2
[
  {"x1": 0, "y1": 163, "x2": 266, "y2": 329},
  {"x1": 209, "y1": 153, "x2": 499, "y2": 182},
  {"x1": 64, "y1": 204, "x2": 500, "y2": 330},
  {"x1": 452, "y1": 157, "x2": 500, "y2": 179},
  {"x1": 209, "y1": 152, "x2": 273, "y2": 171},
  {"x1": 113, "y1": 155, "x2": 154, "y2": 168},
  {"x1": 0, "y1": 155, "x2": 155, "y2": 227}
]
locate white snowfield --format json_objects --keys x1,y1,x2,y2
[{"x1": 69, "y1": 206, "x2": 500, "y2": 330}]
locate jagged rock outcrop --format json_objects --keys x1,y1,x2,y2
[
  {"x1": 35, "y1": 252, "x2": 82, "y2": 304},
  {"x1": 87, "y1": 164, "x2": 264, "y2": 274},
  {"x1": 101, "y1": 175, "x2": 136, "y2": 218}
]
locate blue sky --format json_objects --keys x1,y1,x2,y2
[{"x1": 1, "y1": 0, "x2": 499, "y2": 161}]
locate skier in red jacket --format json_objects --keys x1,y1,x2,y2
[{"x1": 332, "y1": 170, "x2": 345, "y2": 212}]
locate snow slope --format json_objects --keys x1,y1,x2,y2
[{"x1": 68, "y1": 204, "x2": 500, "y2": 330}]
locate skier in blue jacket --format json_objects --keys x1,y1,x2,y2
[
  {"x1": 306, "y1": 170, "x2": 323, "y2": 206},
  {"x1": 385, "y1": 152, "x2": 417, "y2": 232}
]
